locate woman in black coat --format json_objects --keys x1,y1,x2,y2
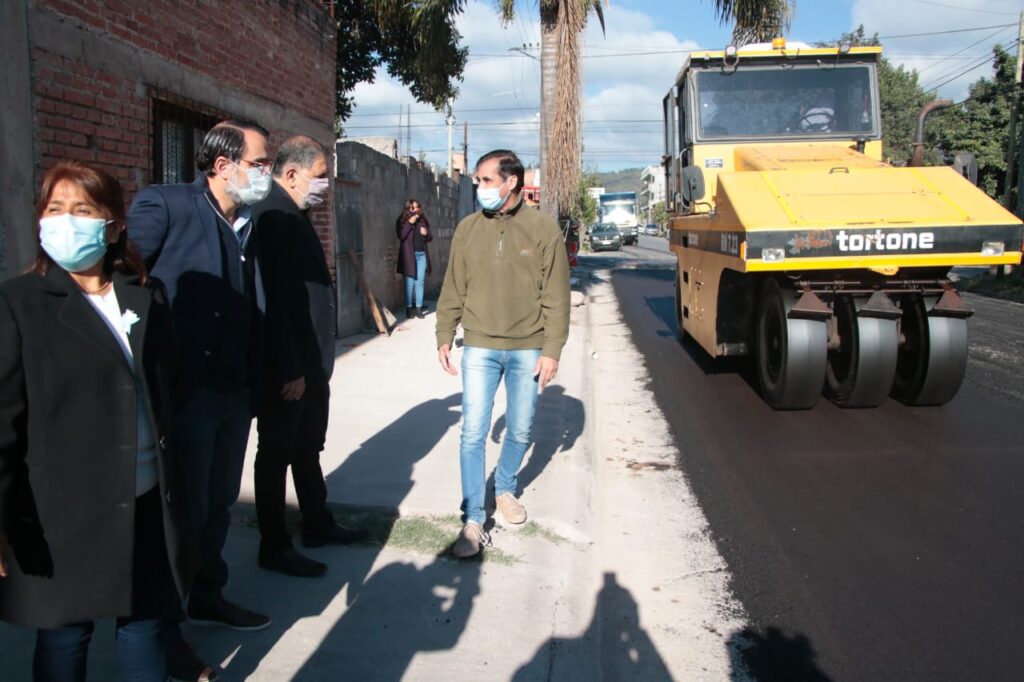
[
  {"x1": 395, "y1": 198, "x2": 433, "y2": 319},
  {"x1": 0, "y1": 161, "x2": 196, "y2": 681}
]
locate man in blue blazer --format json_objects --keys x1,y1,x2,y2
[{"x1": 128, "y1": 120, "x2": 273, "y2": 666}]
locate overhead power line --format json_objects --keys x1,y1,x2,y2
[
  {"x1": 916, "y1": 25, "x2": 1013, "y2": 74},
  {"x1": 922, "y1": 50, "x2": 1001, "y2": 92},
  {"x1": 344, "y1": 118, "x2": 662, "y2": 130},
  {"x1": 877, "y1": 23, "x2": 1015, "y2": 40},
  {"x1": 906, "y1": 0, "x2": 1020, "y2": 16}
]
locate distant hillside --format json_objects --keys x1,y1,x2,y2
[{"x1": 595, "y1": 168, "x2": 643, "y2": 196}]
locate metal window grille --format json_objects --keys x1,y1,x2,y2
[{"x1": 150, "y1": 94, "x2": 226, "y2": 184}]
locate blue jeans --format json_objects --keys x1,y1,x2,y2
[
  {"x1": 404, "y1": 251, "x2": 427, "y2": 308},
  {"x1": 459, "y1": 346, "x2": 541, "y2": 525},
  {"x1": 34, "y1": 618, "x2": 169, "y2": 682}
]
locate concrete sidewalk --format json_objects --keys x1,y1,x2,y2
[
  {"x1": 236, "y1": 305, "x2": 594, "y2": 544},
  {"x1": 0, "y1": 263, "x2": 748, "y2": 681},
  {"x1": 0, "y1": 301, "x2": 602, "y2": 681}
]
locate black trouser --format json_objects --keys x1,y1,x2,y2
[{"x1": 254, "y1": 380, "x2": 332, "y2": 548}]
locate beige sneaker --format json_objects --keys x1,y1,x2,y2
[
  {"x1": 453, "y1": 522, "x2": 490, "y2": 558},
  {"x1": 495, "y1": 492, "x2": 527, "y2": 525}
]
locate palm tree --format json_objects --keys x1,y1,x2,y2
[
  {"x1": 497, "y1": 0, "x2": 794, "y2": 219},
  {"x1": 716, "y1": 0, "x2": 795, "y2": 47}
]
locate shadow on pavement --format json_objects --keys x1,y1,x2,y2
[
  {"x1": 293, "y1": 551, "x2": 481, "y2": 681},
  {"x1": 203, "y1": 393, "x2": 463, "y2": 680},
  {"x1": 489, "y1": 385, "x2": 586, "y2": 494},
  {"x1": 332, "y1": 331, "x2": 381, "y2": 359},
  {"x1": 610, "y1": 266, "x2": 752, "y2": 383},
  {"x1": 512, "y1": 572, "x2": 673, "y2": 681},
  {"x1": 728, "y1": 626, "x2": 833, "y2": 682}
]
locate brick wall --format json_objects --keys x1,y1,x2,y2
[{"x1": 25, "y1": 0, "x2": 338, "y2": 273}]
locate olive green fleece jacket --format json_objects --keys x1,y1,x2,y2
[{"x1": 435, "y1": 199, "x2": 570, "y2": 360}]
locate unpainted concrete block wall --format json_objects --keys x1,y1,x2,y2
[{"x1": 334, "y1": 141, "x2": 476, "y2": 336}]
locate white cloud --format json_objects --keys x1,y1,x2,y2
[
  {"x1": 851, "y1": 0, "x2": 1020, "y2": 100},
  {"x1": 576, "y1": 5, "x2": 700, "y2": 169},
  {"x1": 343, "y1": 2, "x2": 702, "y2": 170}
]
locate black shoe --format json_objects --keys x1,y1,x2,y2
[
  {"x1": 302, "y1": 522, "x2": 370, "y2": 548},
  {"x1": 187, "y1": 596, "x2": 271, "y2": 631},
  {"x1": 406, "y1": 307, "x2": 415, "y2": 318},
  {"x1": 415, "y1": 306, "x2": 426, "y2": 318},
  {"x1": 165, "y1": 634, "x2": 220, "y2": 681},
  {"x1": 258, "y1": 545, "x2": 327, "y2": 578}
]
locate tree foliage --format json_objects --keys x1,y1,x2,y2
[
  {"x1": 573, "y1": 170, "x2": 601, "y2": 225},
  {"x1": 650, "y1": 201, "x2": 668, "y2": 228},
  {"x1": 823, "y1": 26, "x2": 936, "y2": 166},
  {"x1": 714, "y1": 0, "x2": 794, "y2": 47},
  {"x1": 929, "y1": 46, "x2": 1020, "y2": 200},
  {"x1": 335, "y1": 0, "x2": 468, "y2": 125},
  {"x1": 827, "y1": 26, "x2": 1021, "y2": 199}
]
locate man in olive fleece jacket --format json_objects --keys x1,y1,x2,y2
[{"x1": 436, "y1": 149, "x2": 570, "y2": 558}]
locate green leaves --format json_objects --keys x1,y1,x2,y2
[
  {"x1": 928, "y1": 46, "x2": 1020, "y2": 200},
  {"x1": 712, "y1": 0, "x2": 795, "y2": 46},
  {"x1": 335, "y1": 1, "x2": 469, "y2": 123}
]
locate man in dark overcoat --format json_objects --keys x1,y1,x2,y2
[{"x1": 251, "y1": 135, "x2": 367, "y2": 578}]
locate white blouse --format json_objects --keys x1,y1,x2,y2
[{"x1": 85, "y1": 285, "x2": 159, "y2": 497}]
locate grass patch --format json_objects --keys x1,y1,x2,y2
[
  {"x1": 235, "y1": 504, "x2": 518, "y2": 564},
  {"x1": 514, "y1": 520, "x2": 568, "y2": 545}
]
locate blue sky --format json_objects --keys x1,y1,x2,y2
[{"x1": 343, "y1": 0, "x2": 1022, "y2": 171}]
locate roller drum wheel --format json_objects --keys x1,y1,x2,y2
[
  {"x1": 891, "y1": 295, "x2": 968, "y2": 406},
  {"x1": 755, "y1": 279, "x2": 827, "y2": 410},
  {"x1": 675, "y1": 270, "x2": 686, "y2": 339},
  {"x1": 825, "y1": 295, "x2": 899, "y2": 408}
]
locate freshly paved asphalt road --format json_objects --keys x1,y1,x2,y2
[{"x1": 594, "y1": 237, "x2": 1024, "y2": 680}]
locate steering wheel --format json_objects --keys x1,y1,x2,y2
[{"x1": 798, "y1": 110, "x2": 837, "y2": 131}]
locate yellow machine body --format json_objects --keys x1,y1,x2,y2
[{"x1": 665, "y1": 44, "x2": 1023, "y2": 361}]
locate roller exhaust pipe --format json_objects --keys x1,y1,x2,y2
[{"x1": 909, "y1": 99, "x2": 953, "y2": 167}]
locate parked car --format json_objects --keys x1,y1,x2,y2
[
  {"x1": 644, "y1": 223, "x2": 660, "y2": 236},
  {"x1": 589, "y1": 223, "x2": 622, "y2": 252}
]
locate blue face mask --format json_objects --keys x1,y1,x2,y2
[
  {"x1": 477, "y1": 178, "x2": 510, "y2": 211},
  {"x1": 39, "y1": 213, "x2": 111, "y2": 272}
]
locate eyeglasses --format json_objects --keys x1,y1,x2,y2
[{"x1": 239, "y1": 158, "x2": 274, "y2": 176}]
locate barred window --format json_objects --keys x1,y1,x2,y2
[{"x1": 151, "y1": 96, "x2": 223, "y2": 184}]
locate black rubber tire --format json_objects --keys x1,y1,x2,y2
[
  {"x1": 891, "y1": 295, "x2": 968, "y2": 406},
  {"x1": 755, "y1": 279, "x2": 827, "y2": 410},
  {"x1": 824, "y1": 295, "x2": 899, "y2": 408},
  {"x1": 675, "y1": 269, "x2": 686, "y2": 339}
]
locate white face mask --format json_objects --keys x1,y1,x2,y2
[
  {"x1": 300, "y1": 175, "x2": 331, "y2": 209},
  {"x1": 226, "y1": 163, "x2": 272, "y2": 206}
]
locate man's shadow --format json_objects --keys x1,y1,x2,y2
[
  {"x1": 293, "y1": 550, "x2": 482, "y2": 681},
  {"x1": 204, "y1": 393, "x2": 463, "y2": 680},
  {"x1": 727, "y1": 626, "x2": 832, "y2": 681},
  {"x1": 512, "y1": 572, "x2": 673, "y2": 681},
  {"x1": 489, "y1": 385, "x2": 585, "y2": 497}
]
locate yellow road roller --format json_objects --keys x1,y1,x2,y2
[{"x1": 663, "y1": 39, "x2": 1023, "y2": 409}]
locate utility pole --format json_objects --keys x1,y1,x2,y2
[
  {"x1": 1001, "y1": 11, "x2": 1022, "y2": 212},
  {"x1": 463, "y1": 121, "x2": 468, "y2": 175},
  {"x1": 396, "y1": 105, "x2": 403, "y2": 159},
  {"x1": 509, "y1": 43, "x2": 542, "y2": 190},
  {"x1": 446, "y1": 107, "x2": 455, "y2": 177}
]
